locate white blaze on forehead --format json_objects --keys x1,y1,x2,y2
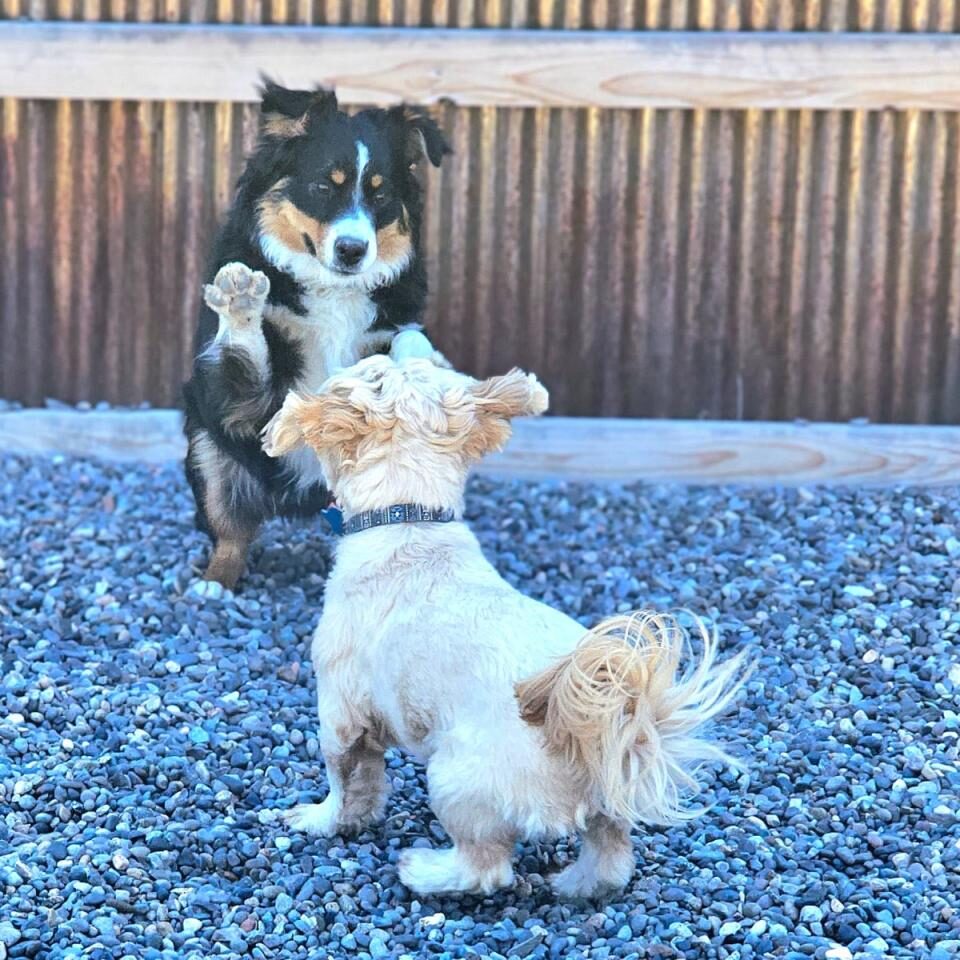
[
  {"x1": 354, "y1": 141, "x2": 370, "y2": 205},
  {"x1": 322, "y1": 139, "x2": 377, "y2": 272}
]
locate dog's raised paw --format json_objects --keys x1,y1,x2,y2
[
  {"x1": 283, "y1": 800, "x2": 341, "y2": 837},
  {"x1": 204, "y1": 262, "x2": 270, "y2": 326}
]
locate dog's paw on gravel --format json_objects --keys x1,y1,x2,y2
[
  {"x1": 188, "y1": 578, "x2": 232, "y2": 601},
  {"x1": 283, "y1": 801, "x2": 342, "y2": 837}
]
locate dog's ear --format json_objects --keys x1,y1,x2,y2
[
  {"x1": 458, "y1": 370, "x2": 548, "y2": 460},
  {"x1": 390, "y1": 105, "x2": 451, "y2": 168},
  {"x1": 262, "y1": 390, "x2": 361, "y2": 458},
  {"x1": 259, "y1": 77, "x2": 338, "y2": 139},
  {"x1": 472, "y1": 369, "x2": 549, "y2": 420},
  {"x1": 261, "y1": 392, "x2": 310, "y2": 457}
]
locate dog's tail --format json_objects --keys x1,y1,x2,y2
[{"x1": 515, "y1": 612, "x2": 752, "y2": 827}]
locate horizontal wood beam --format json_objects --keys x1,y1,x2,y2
[
  {"x1": 494, "y1": 418, "x2": 960, "y2": 486},
  {"x1": 4, "y1": 409, "x2": 960, "y2": 486},
  {"x1": 2, "y1": 22, "x2": 960, "y2": 110}
]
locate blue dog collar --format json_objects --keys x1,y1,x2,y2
[{"x1": 340, "y1": 503, "x2": 457, "y2": 536}]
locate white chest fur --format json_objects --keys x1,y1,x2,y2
[
  {"x1": 266, "y1": 286, "x2": 378, "y2": 489},
  {"x1": 271, "y1": 286, "x2": 378, "y2": 392}
]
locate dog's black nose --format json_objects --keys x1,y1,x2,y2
[{"x1": 334, "y1": 237, "x2": 368, "y2": 269}]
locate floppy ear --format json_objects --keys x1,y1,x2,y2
[
  {"x1": 261, "y1": 390, "x2": 361, "y2": 458},
  {"x1": 459, "y1": 370, "x2": 548, "y2": 460},
  {"x1": 261, "y1": 393, "x2": 310, "y2": 457},
  {"x1": 471, "y1": 369, "x2": 549, "y2": 420},
  {"x1": 390, "y1": 105, "x2": 451, "y2": 168},
  {"x1": 259, "y1": 78, "x2": 338, "y2": 139}
]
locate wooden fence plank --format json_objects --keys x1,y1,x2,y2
[
  {"x1": 0, "y1": 410, "x2": 187, "y2": 463},
  {"x1": 2, "y1": 23, "x2": 960, "y2": 110},
  {"x1": 3, "y1": 409, "x2": 960, "y2": 485}
]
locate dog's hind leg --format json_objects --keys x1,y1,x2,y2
[
  {"x1": 551, "y1": 815, "x2": 634, "y2": 899},
  {"x1": 398, "y1": 750, "x2": 516, "y2": 895},
  {"x1": 187, "y1": 431, "x2": 261, "y2": 591},
  {"x1": 398, "y1": 837, "x2": 515, "y2": 896},
  {"x1": 285, "y1": 729, "x2": 388, "y2": 837},
  {"x1": 203, "y1": 526, "x2": 256, "y2": 592}
]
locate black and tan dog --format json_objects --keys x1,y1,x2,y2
[{"x1": 183, "y1": 81, "x2": 449, "y2": 590}]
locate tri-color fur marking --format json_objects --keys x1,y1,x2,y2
[{"x1": 182, "y1": 81, "x2": 450, "y2": 589}]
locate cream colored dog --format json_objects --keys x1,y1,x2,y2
[{"x1": 262, "y1": 353, "x2": 750, "y2": 898}]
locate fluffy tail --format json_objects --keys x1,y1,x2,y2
[{"x1": 516, "y1": 612, "x2": 752, "y2": 826}]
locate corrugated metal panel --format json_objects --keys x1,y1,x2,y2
[
  {"x1": 2, "y1": 0, "x2": 960, "y2": 421},
  {"x1": 8, "y1": 1, "x2": 960, "y2": 30}
]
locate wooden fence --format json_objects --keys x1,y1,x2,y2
[{"x1": 3, "y1": 1, "x2": 960, "y2": 423}]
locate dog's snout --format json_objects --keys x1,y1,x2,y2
[{"x1": 334, "y1": 236, "x2": 368, "y2": 269}]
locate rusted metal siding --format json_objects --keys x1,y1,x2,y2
[{"x1": 2, "y1": 0, "x2": 960, "y2": 421}]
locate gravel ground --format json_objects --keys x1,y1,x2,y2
[{"x1": 1, "y1": 453, "x2": 959, "y2": 960}]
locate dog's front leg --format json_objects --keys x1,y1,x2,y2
[
  {"x1": 189, "y1": 263, "x2": 274, "y2": 589},
  {"x1": 202, "y1": 262, "x2": 271, "y2": 383},
  {"x1": 284, "y1": 729, "x2": 388, "y2": 837},
  {"x1": 397, "y1": 749, "x2": 516, "y2": 895}
]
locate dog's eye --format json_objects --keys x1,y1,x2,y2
[
  {"x1": 373, "y1": 190, "x2": 388, "y2": 205},
  {"x1": 309, "y1": 182, "x2": 330, "y2": 196}
]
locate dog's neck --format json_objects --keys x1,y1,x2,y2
[
  {"x1": 336, "y1": 488, "x2": 465, "y2": 518},
  {"x1": 330, "y1": 512, "x2": 480, "y2": 582},
  {"x1": 338, "y1": 490, "x2": 464, "y2": 522},
  {"x1": 329, "y1": 456, "x2": 467, "y2": 521},
  {"x1": 341, "y1": 503, "x2": 458, "y2": 536},
  {"x1": 331, "y1": 478, "x2": 473, "y2": 566}
]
